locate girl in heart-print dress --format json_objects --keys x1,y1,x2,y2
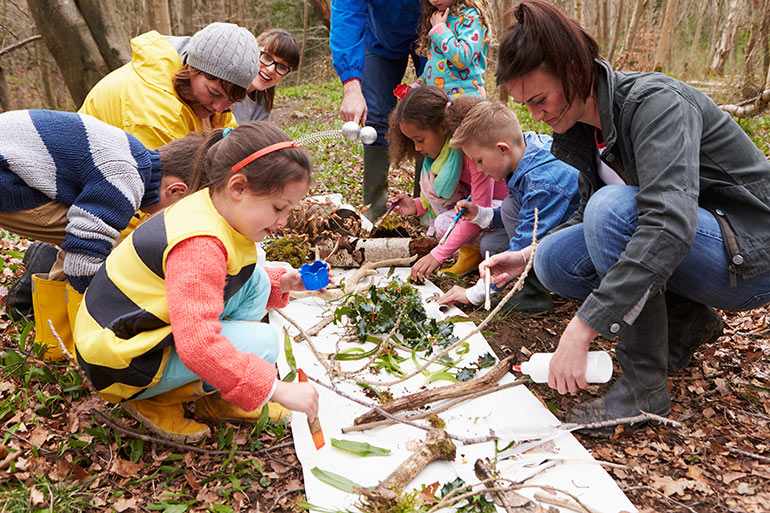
[{"x1": 414, "y1": 0, "x2": 492, "y2": 99}]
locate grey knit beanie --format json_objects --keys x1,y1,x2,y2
[{"x1": 187, "y1": 22, "x2": 259, "y2": 89}]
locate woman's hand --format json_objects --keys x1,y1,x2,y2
[
  {"x1": 438, "y1": 285, "x2": 470, "y2": 305},
  {"x1": 454, "y1": 199, "x2": 478, "y2": 221},
  {"x1": 547, "y1": 316, "x2": 599, "y2": 394},
  {"x1": 478, "y1": 247, "x2": 529, "y2": 287},
  {"x1": 387, "y1": 193, "x2": 417, "y2": 216},
  {"x1": 411, "y1": 254, "x2": 441, "y2": 281},
  {"x1": 272, "y1": 380, "x2": 319, "y2": 422},
  {"x1": 340, "y1": 80, "x2": 367, "y2": 126},
  {"x1": 430, "y1": 9, "x2": 449, "y2": 28}
]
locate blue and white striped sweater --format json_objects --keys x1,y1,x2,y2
[{"x1": 0, "y1": 110, "x2": 162, "y2": 292}]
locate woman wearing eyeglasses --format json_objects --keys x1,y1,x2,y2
[{"x1": 233, "y1": 29, "x2": 300, "y2": 124}]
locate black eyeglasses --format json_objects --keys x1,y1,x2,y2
[{"x1": 259, "y1": 52, "x2": 292, "y2": 76}]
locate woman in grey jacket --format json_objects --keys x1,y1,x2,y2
[{"x1": 482, "y1": 0, "x2": 770, "y2": 436}]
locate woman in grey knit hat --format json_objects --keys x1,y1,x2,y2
[{"x1": 79, "y1": 22, "x2": 260, "y2": 150}]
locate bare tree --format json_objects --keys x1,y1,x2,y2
[
  {"x1": 607, "y1": 0, "x2": 625, "y2": 63},
  {"x1": 654, "y1": 0, "x2": 678, "y2": 71},
  {"x1": 710, "y1": 0, "x2": 743, "y2": 75},
  {"x1": 685, "y1": 0, "x2": 708, "y2": 71},
  {"x1": 180, "y1": 0, "x2": 194, "y2": 34},
  {"x1": 616, "y1": 0, "x2": 646, "y2": 67},
  {"x1": 152, "y1": 0, "x2": 173, "y2": 34},
  {"x1": 27, "y1": 0, "x2": 114, "y2": 106},
  {"x1": 78, "y1": 0, "x2": 132, "y2": 68}
]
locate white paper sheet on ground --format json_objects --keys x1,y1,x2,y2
[{"x1": 270, "y1": 267, "x2": 637, "y2": 513}]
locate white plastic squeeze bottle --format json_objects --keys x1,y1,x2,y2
[{"x1": 516, "y1": 351, "x2": 613, "y2": 383}]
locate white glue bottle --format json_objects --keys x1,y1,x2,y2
[{"x1": 518, "y1": 351, "x2": 613, "y2": 383}]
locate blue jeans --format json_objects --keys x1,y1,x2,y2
[
  {"x1": 534, "y1": 185, "x2": 770, "y2": 312},
  {"x1": 362, "y1": 49, "x2": 424, "y2": 147},
  {"x1": 134, "y1": 266, "x2": 280, "y2": 399}
]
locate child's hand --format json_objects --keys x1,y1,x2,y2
[
  {"x1": 438, "y1": 285, "x2": 470, "y2": 306},
  {"x1": 430, "y1": 9, "x2": 449, "y2": 28},
  {"x1": 454, "y1": 200, "x2": 478, "y2": 221},
  {"x1": 272, "y1": 380, "x2": 319, "y2": 422},
  {"x1": 280, "y1": 269, "x2": 306, "y2": 293},
  {"x1": 479, "y1": 250, "x2": 527, "y2": 287},
  {"x1": 411, "y1": 253, "x2": 440, "y2": 281},
  {"x1": 388, "y1": 193, "x2": 417, "y2": 216}
]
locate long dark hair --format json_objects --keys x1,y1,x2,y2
[{"x1": 496, "y1": 0, "x2": 599, "y2": 105}]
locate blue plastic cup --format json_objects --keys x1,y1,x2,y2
[{"x1": 299, "y1": 261, "x2": 329, "y2": 290}]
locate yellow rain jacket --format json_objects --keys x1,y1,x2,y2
[
  {"x1": 73, "y1": 189, "x2": 257, "y2": 402},
  {"x1": 79, "y1": 31, "x2": 237, "y2": 150}
]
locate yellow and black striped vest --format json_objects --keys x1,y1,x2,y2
[{"x1": 74, "y1": 188, "x2": 257, "y2": 402}]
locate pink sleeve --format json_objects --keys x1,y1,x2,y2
[
  {"x1": 413, "y1": 197, "x2": 428, "y2": 215},
  {"x1": 264, "y1": 266, "x2": 290, "y2": 310},
  {"x1": 166, "y1": 236, "x2": 276, "y2": 412},
  {"x1": 430, "y1": 157, "x2": 490, "y2": 262}
]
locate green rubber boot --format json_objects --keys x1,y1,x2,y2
[
  {"x1": 566, "y1": 290, "x2": 671, "y2": 437},
  {"x1": 497, "y1": 273, "x2": 553, "y2": 314},
  {"x1": 363, "y1": 145, "x2": 390, "y2": 222},
  {"x1": 665, "y1": 291, "x2": 723, "y2": 375}
]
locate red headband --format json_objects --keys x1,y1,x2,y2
[{"x1": 231, "y1": 140, "x2": 302, "y2": 173}]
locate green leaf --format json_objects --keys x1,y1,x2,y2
[
  {"x1": 208, "y1": 504, "x2": 234, "y2": 513},
  {"x1": 310, "y1": 467, "x2": 361, "y2": 492},
  {"x1": 423, "y1": 371, "x2": 458, "y2": 384},
  {"x1": 330, "y1": 438, "x2": 391, "y2": 457}
]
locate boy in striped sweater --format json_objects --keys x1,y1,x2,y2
[{"x1": 1, "y1": 110, "x2": 202, "y2": 358}]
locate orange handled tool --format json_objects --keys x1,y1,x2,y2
[{"x1": 297, "y1": 368, "x2": 325, "y2": 449}]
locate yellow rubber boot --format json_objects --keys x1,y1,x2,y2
[
  {"x1": 31, "y1": 273, "x2": 72, "y2": 361},
  {"x1": 122, "y1": 382, "x2": 211, "y2": 443},
  {"x1": 441, "y1": 246, "x2": 483, "y2": 277},
  {"x1": 196, "y1": 392, "x2": 292, "y2": 424},
  {"x1": 65, "y1": 284, "x2": 83, "y2": 342}
]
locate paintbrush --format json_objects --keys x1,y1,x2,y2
[
  {"x1": 438, "y1": 195, "x2": 473, "y2": 245},
  {"x1": 297, "y1": 368, "x2": 325, "y2": 449},
  {"x1": 373, "y1": 202, "x2": 398, "y2": 229},
  {"x1": 484, "y1": 250, "x2": 491, "y2": 310}
]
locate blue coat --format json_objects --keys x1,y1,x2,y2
[{"x1": 330, "y1": 0, "x2": 422, "y2": 83}]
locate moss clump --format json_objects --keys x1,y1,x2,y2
[
  {"x1": 263, "y1": 236, "x2": 308, "y2": 268},
  {"x1": 426, "y1": 413, "x2": 445, "y2": 429}
]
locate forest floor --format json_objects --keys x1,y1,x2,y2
[{"x1": 0, "y1": 87, "x2": 769, "y2": 513}]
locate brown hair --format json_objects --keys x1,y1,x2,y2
[
  {"x1": 496, "y1": 0, "x2": 599, "y2": 105},
  {"x1": 173, "y1": 64, "x2": 248, "y2": 107},
  {"x1": 386, "y1": 86, "x2": 482, "y2": 167},
  {"x1": 195, "y1": 121, "x2": 311, "y2": 195},
  {"x1": 252, "y1": 29, "x2": 300, "y2": 113},
  {"x1": 450, "y1": 100, "x2": 523, "y2": 150},
  {"x1": 416, "y1": 0, "x2": 493, "y2": 56},
  {"x1": 156, "y1": 132, "x2": 207, "y2": 193}
]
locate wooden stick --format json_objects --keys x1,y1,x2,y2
[{"x1": 484, "y1": 250, "x2": 491, "y2": 310}]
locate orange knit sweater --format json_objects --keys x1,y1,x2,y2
[{"x1": 166, "y1": 236, "x2": 289, "y2": 411}]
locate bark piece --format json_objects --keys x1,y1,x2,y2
[{"x1": 353, "y1": 354, "x2": 516, "y2": 425}]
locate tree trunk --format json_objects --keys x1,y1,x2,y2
[
  {"x1": 180, "y1": 0, "x2": 194, "y2": 35},
  {"x1": 297, "y1": 0, "x2": 309, "y2": 86},
  {"x1": 654, "y1": 0, "x2": 678, "y2": 71},
  {"x1": 574, "y1": 0, "x2": 584, "y2": 25},
  {"x1": 308, "y1": 0, "x2": 331, "y2": 29},
  {"x1": 0, "y1": 65, "x2": 11, "y2": 112},
  {"x1": 27, "y1": 0, "x2": 111, "y2": 107},
  {"x1": 685, "y1": 0, "x2": 707, "y2": 71},
  {"x1": 153, "y1": 0, "x2": 173, "y2": 34},
  {"x1": 741, "y1": 0, "x2": 764, "y2": 94},
  {"x1": 617, "y1": 0, "x2": 646, "y2": 67},
  {"x1": 608, "y1": 0, "x2": 625, "y2": 63},
  {"x1": 710, "y1": 0, "x2": 742, "y2": 75},
  {"x1": 37, "y1": 42, "x2": 58, "y2": 109},
  {"x1": 78, "y1": 0, "x2": 132, "y2": 69}
]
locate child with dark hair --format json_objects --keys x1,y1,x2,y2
[
  {"x1": 0, "y1": 110, "x2": 205, "y2": 359},
  {"x1": 74, "y1": 121, "x2": 319, "y2": 443},
  {"x1": 386, "y1": 86, "x2": 507, "y2": 279},
  {"x1": 233, "y1": 29, "x2": 300, "y2": 123},
  {"x1": 414, "y1": 0, "x2": 492, "y2": 98}
]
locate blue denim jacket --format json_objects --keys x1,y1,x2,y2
[
  {"x1": 488, "y1": 132, "x2": 580, "y2": 251},
  {"x1": 330, "y1": 0, "x2": 422, "y2": 83}
]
